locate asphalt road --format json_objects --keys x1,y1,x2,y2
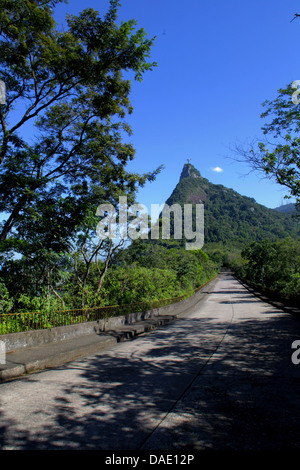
[{"x1": 1, "y1": 272, "x2": 300, "y2": 451}]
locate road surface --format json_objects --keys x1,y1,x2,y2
[{"x1": 0, "y1": 272, "x2": 300, "y2": 450}]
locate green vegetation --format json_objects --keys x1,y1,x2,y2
[
  {"x1": 0, "y1": 239, "x2": 220, "y2": 334},
  {"x1": 233, "y1": 237, "x2": 300, "y2": 305},
  {"x1": 0, "y1": 0, "x2": 167, "y2": 321},
  {"x1": 110, "y1": 239, "x2": 219, "y2": 301},
  {"x1": 227, "y1": 81, "x2": 300, "y2": 305},
  {"x1": 160, "y1": 163, "x2": 300, "y2": 308},
  {"x1": 0, "y1": 238, "x2": 220, "y2": 314}
]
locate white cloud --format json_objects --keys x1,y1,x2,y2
[{"x1": 211, "y1": 166, "x2": 223, "y2": 173}]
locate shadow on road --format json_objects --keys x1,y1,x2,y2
[{"x1": 1, "y1": 275, "x2": 300, "y2": 451}]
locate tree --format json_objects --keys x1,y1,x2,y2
[
  {"x1": 68, "y1": 183, "x2": 127, "y2": 308},
  {"x1": 0, "y1": 0, "x2": 160, "y2": 242},
  {"x1": 241, "y1": 239, "x2": 277, "y2": 286},
  {"x1": 240, "y1": 237, "x2": 300, "y2": 304},
  {"x1": 0, "y1": 0, "x2": 162, "y2": 308},
  {"x1": 232, "y1": 83, "x2": 300, "y2": 210}
]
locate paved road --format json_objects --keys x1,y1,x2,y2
[{"x1": 0, "y1": 272, "x2": 300, "y2": 450}]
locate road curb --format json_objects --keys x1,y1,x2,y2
[
  {"x1": 0, "y1": 276, "x2": 220, "y2": 383},
  {"x1": 0, "y1": 314, "x2": 178, "y2": 382}
]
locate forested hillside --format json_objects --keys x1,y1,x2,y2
[{"x1": 165, "y1": 163, "x2": 300, "y2": 247}]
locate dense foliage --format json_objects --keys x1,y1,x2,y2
[
  {"x1": 109, "y1": 239, "x2": 219, "y2": 301},
  {"x1": 233, "y1": 83, "x2": 300, "y2": 209},
  {"x1": 0, "y1": 0, "x2": 164, "y2": 313},
  {"x1": 0, "y1": 238, "x2": 220, "y2": 313},
  {"x1": 233, "y1": 237, "x2": 300, "y2": 305}
]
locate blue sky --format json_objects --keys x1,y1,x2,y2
[{"x1": 54, "y1": 0, "x2": 300, "y2": 211}]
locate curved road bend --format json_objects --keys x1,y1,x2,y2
[{"x1": 0, "y1": 272, "x2": 300, "y2": 450}]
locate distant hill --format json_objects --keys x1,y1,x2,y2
[
  {"x1": 274, "y1": 203, "x2": 297, "y2": 214},
  {"x1": 162, "y1": 163, "x2": 300, "y2": 248}
]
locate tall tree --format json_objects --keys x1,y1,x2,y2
[
  {"x1": 232, "y1": 84, "x2": 300, "y2": 210},
  {"x1": 0, "y1": 0, "x2": 160, "y2": 243},
  {"x1": 0, "y1": 0, "x2": 162, "y2": 309}
]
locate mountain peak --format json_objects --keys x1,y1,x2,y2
[
  {"x1": 179, "y1": 162, "x2": 201, "y2": 181},
  {"x1": 165, "y1": 161, "x2": 300, "y2": 247}
]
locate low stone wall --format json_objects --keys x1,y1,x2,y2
[{"x1": 1, "y1": 275, "x2": 219, "y2": 352}]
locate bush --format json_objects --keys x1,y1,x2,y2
[
  {"x1": 0, "y1": 278, "x2": 13, "y2": 313},
  {"x1": 103, "y1": 266, "x2": 180, "y2": 305}
]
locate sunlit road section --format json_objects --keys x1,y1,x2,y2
[{"x1": 0, "y1": 272, "x2": 300, "y2": 450}]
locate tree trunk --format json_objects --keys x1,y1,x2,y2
[{"x1": 0, "y1": 195, "x2": 28, "y2": 242}]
